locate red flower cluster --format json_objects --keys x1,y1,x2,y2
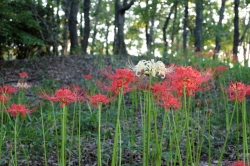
[
  {"x1": 40, "y1": 87, "x2": 83, "y2": 106},
  {"x1": 5, "y1": 104, "x2": 31, "y2": 118},
  {"x1": 151, "y1": 82, "x2": 181, "y2": 110},
  {"x1": 216, "y1": 65, "x2": 227, "y2": 75},
  {"x1": 0, "y1": 94, "x2": 9, "y2": 103},
  {"x1": 89, "y1": 94, "x2": 111, "y2": 107},
  {"x1": 18, "y1": 72, "x2": 28, "y2": 78},
  {"x1": 0, "y1": 85, "x2": 17, "y2": 103},
  {"x1": 84, "y1": 74, "x2": 92, "y2": 80},
  {"x1": 232, "y1": 161, "x2": 247, "y2": 166},
  {"x1": 246, "y1": 85, "x2": 250, "y2": 95},
  {"x1": 166, "y1": 66, "x2": 212, "y2": 96},
  {"x1": 228, "y1": 81, "x2": 248, "y2": 102},
  {"x1": 99, "y1": 68, "x2": 136, "y2": 94},
  {"x1": 0, "y1": 85, "x2": 17, "y2": 95}
]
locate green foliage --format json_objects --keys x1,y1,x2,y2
[
  {"x1": 226, "y1": 63, "x2": 250, "y2": 84},
  {"x1": 0, "y1": 0, "x2": 48, "y2": 59}
]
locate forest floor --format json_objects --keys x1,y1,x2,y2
[
  {"x1": 0, "y1": 55, "x2": 238, "y2": 166},
  {"x1": 0, "y1": 55, "x2": 112, "y2": 86}
]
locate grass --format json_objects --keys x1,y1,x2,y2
[{"x1": 0, "y1": 51, "x2": 250, "y2": 166}]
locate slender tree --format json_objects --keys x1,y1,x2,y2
[
  {"x1": 163, "y1": 2, "x2": 177, "y2": 54},
  {"x1": 69, "y1": 0, "x2": 79, "y2": 54},
  {"x1": 145, "y1": 0, "x2": 158, "y2": 56},
  {"x1": 233, "y1": 0, "x2": 239, "y2": 59},
  {"x1": 214, "y1": 0, "x2": 227, "y2": 59},
  {"x1": 62, "y1": 0, "x2": 71, "y2": 56},
  {"x1": 81, "y1": 0, "x2": 91, "y2": 55},
  {"x1": 113, "y1": 0, "x2": 136, "y2": 56},
  {"x1": 91, "y1": 0, "x2": 102, "y2": 55},
  {"x1": 105, "y1": 19, "x2": 111, "y2": 55},
  {"x1": 171, "y1": 2, "x2": 178, "y2": 44},
  {"x1": 183, "y1": 0, "x2": 188, "y2": 57},
  {"x1": 194, "y1": 0, "x2": 203, "y2": 52}
]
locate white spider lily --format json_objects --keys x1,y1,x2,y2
[
  {"x1": 128, "y1": 59, "x2": 175, "y2": 78},
  {"x1": 15, "y1": 82, "x2": 31, "y2": 89}
]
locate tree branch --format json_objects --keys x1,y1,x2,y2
[
  {"x1": 120, "y1": 0, "x2": 136, "y2": 13},
  {"x1": 239, "y1": 15, "x2": 250, "y2": 43}
]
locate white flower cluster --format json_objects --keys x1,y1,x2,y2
[
  {"x1": 15, "y1": 82, "x2": 31, "y2": 89},
  {"x1": 130, "y1": 59, "x2": 174, "y2": 78}
]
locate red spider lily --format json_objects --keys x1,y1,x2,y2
[
  {"x1": 151, "y1": 81, "x2": 170, "y2": 100},
  {"x1": 0, "y1": 94, "x2": 9, "y2": 102},
  {"x1": 18, "y1": 72, "x2": 28, "y2": 78},
  {"x1": 155, "y1": 93, "x2": 181, "y2": 110},
  {"x1": 245, "y1": 85, "x2": 250, "y2": 95},
  {"x1": 232, "y1": 161, "x2": 247, "y2": 166},
  {"x1": 200, "y1": 68, "x2": 214, "y2": 83},
  {"x1": 166, "y1": 66, "x2": 212, "y2": 97},
  {"x1": 69, "y1": 85, "x2": 85, "y2": 100},
  {"x1": 103, "y1": 68, "x2": 136, "y2": 84},
  {"x1": 98, "y1": 80, "x2": 134, "y2": 94},
  {"x1": 89, "y1": 94, "x2": 111, "y2": 107},
  {"x1": 0, "y1": 85, "x2": 17, "y2": 94},
  {"x1": 99, "y1": 68, "x2": 136, "y2": 94},
  {"x1": 84, "y1": 74, "x2": 92, "y2": 80},
  {"x1": 216, "y1": 65, "x2": 227, "y2": 75},
  {"x1": 162, "y1": 93, "x2": 181, "y2": 110},
  {"x1": 228, "y1": 82, "x2": 246, "y2": 102},
  {"x1": 151, "y1": 82, "x2": 180, "y2": 110},
  {"x1": 5, "y1": 104, "x2": 31, "y2": 118},
  {"x1": 40, "y1": 88, "x2": 83, "y2": 106}
]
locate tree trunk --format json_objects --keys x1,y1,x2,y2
[
  {"x1": 163, "y1": 2, "x2": 177, "y2": 55},
  {"x1": 62, "y1": 0, "x2": 71, "y2": 56},
  {"x1": 113, "y1": 0, "x2": 135, "y2": 56},
  {"x1": 194, "y1": 0, "x2": 203, "y2": 52},
  {"x1": 105, "y1": 20, "x2": 110, "y2": 55},
  {"x1": 54, "y1": 0, "x2": 60, "y2": 56},
  {"x1": 233, "y1": 0, "x2": 239, "y2": 59},
  {"x1": 183, "y1": 0, "x2": 188, "y2": 58},
  {"x1": 69, "y1": 0, "x2": 79, "y2": 54},
  {"x1": 90, "y1": 0, "x2": 101, "y2": 55},
  {"x1": 146, "y1": 18, "x2": 155, "y2": 56},
  {"x1": 214, "y1": 0, "x2": 226, "y2": 59},
  {"x1": 81, "y1": 0, "x2": 90, "y2": 55},
  {"x1": 171, "y1": 3, "x2": 178, "y2": 44},
  {"x1": 144, "y1": 0, "x2": 157, "y2": 57}
]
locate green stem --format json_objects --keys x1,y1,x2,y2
[
  {"x1": 153, "y1": 105, "x2": 160, "y2": 166},
  {"x1": 208, "y1": 114, "x2": 211, "y2": 166},
  {"x1": 68, "y1": 103, "x2": 77, "y2": 165},
  {"x1": 157, "y1": 109, "x2": 168, "y2": 166},
  {"x1": 183, "y1": 88, "x2": 192, "y2": 165},
  {"x1": 0, "y1": 102, "x2": 4, "y2": 159},
  {"x1": 111, "y1": 89, "x2": 123, "y2": 166},
  {"x1": 236, "y1": 101, "x2": 239, "y2": 160},
  {"x1": 217, "y1": 100, "x2": 238, "y2": 166},
  {"x1": 146, "y1": 75, "x2": 152, "y2": 166},
  {"x1": 78, "y1": 103, "x2": 82, "y2": 166},
  {"x1": 97, "y1": 104, "x2": 102, "y2": 166},
  {"x1": 40, "y1": 106, "x2": 48, "y2": 166},
  {"x1": 242, "y1": 98, "x2": 248, "y2": 163},
  {"x1": 14, "y1": 115, "x2": 18, "y2": 166},
  {"x1": 51, "y1": 102, "x2": 60, "y2": 163},
  {"x1": 61, "y1": 105, "x2": 67, "y2": 166},
  {"x1": 141, "y1": 92, "x2": 146, "y2": 166},
  {"x1": 171, "y1": 110, "x2": 183, "y2": 166}
]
